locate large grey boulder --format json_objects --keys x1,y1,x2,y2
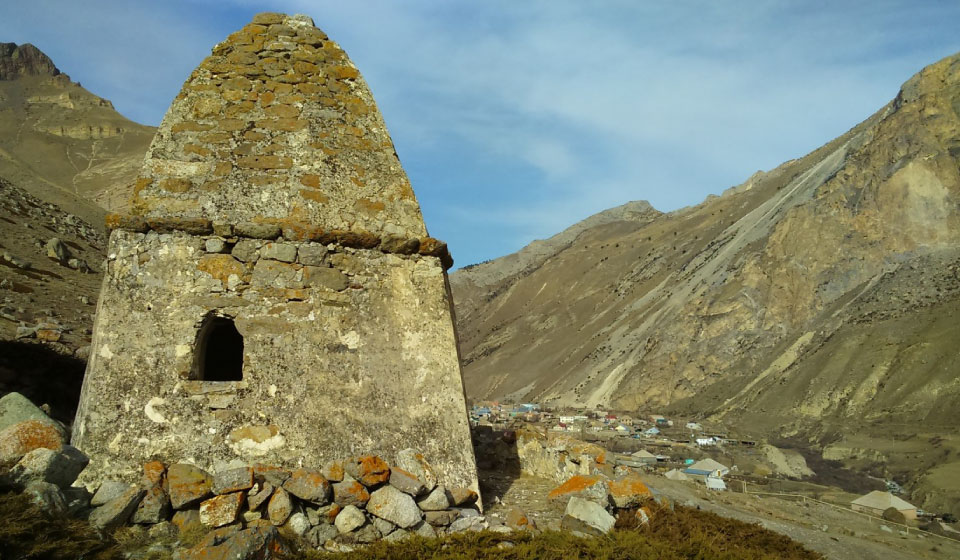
[
  {"x1": 24, "y1": 480, "x2": 67, "y2": 516},
  {"x1": 395, "y1": 449, "x2": 438, "y2": 491},
  {"x1": 416, "y1": 485, "x2": 450, "y2": 511},
  {"x1": 367, "y1": 485, "x2": 422, "y2": 528},
  {"x1": 561, "y1": 496, "x2": 616, "y2": 536},
  {"x1": 0, "y1": 392, "x2": 63, "y2": 433},
  {"x1": 9, "y1": 446, "x2": 88, "y2": 488},
  {"x1": 91, "y1": 480, "x2": 132, "y2": 506}
]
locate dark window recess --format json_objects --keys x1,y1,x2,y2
[{"x1": 195, "y1": 317, "x2": 244, "y2": 381}]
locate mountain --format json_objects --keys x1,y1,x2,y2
[
  {"x1": 0, "y1": 42, "x2": 155, "y2": 225},
  {"x1": 450, "y1": 52, "x2": 960, "y2": 515}
]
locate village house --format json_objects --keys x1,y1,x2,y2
[{"x1": 851, "y1": 491, "x2": 918, "y2": 521}]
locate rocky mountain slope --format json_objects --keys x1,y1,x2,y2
[
  {"x1": 451, "y1": 52, "x2": 960, "y2": 514},
  {"x1": 0, "y1": 43, "x2": 154, "y2": 225}
]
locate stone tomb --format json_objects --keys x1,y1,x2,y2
[{"x1": 72, "y1": 13, "x2": 478, "y2": 495}]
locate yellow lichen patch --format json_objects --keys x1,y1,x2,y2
[
  {"x1": 213, "y1": 162, "x2": 233, "y2": 176},
  {"x1": 197, "y1": 254, "x2": 246, "y2": 286},
  {"x1": 132, "y1": 178, "x2": 153, "y2": 198},
  {"x1": 547, "y1": 475, "x2": 606, "y2": 500},
  {"x1": 299, "y1": 189, "x2": 329, "y2": 204},
  {"x1": 256, "y1": 118, "x2": 308, "y2": 131},
  {"x1": 299, "y1": 174, "x2": 321, "y2": 188},
  {"x1": 199, "y1": 132, "x2": 233, "y2": 144},
  {"x1": 354, "y1": 198, "x2": 385, "y2": 216},
  {"x1": 159, "y1": 178, "x2": 193, "y2": 193},
  {"x1": 260, "y1": 91, "x2": 276, "y2": 106},
  {"x1": 172, "y1": 122, "x2": 215, "y2": 133},
  {"x1": 329, "y1": 65, "x2": 359, "y2": 80}
]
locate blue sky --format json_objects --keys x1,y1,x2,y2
[{"x1": 2, "y1": 1, "x2": 959, "y2": 268}]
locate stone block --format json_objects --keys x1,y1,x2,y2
[
  {"x1": 306, "y1": 523, "x2": 338, "y2": 547},
  {"x1": 296, "y1": 242, "x2": 327, "y2": 266},
  {"x1": 284, "y1": 512, "x2": 311, "y2": 536},
  {"x1": 213, "y1": 466, "x2": 255, "y2": 495},
  {"x1": 416, "y1": 485, "x2": 450, "y2": 511},
  {"x1": 247, "y1": 481, "x2": 273, "y2": 510},
  {"x1": 448, "y1": 516, "x2": 486, "y2": 533},
  {"x1": 334, "y1": 504, "x2": 365, "y2": 534},
  {"x1": 89, "y1": 486, "x2": 146, "y2": 532},
  {"x1": 91, "y1": 480, "x2": 132, "y2": 507},
  {"x1": 424, "y1": 510, "x2": 458, "y2": 526},
  {"x1": 200, "y1": 491, "x2": 246, "y2": 527},
  {"x1": 231, "y1": 238, "x2": 261, "y2": 261},
  {"x1": 24, "y1": 481, "x2": 67, "y2": 517},
  {"x1": 506, "y1": 507, "x2": 536, "y2": 531},
  {"x1": 303, "y1": 266, "x2": 348, "y2": 291},
  {"x1": 252, "y1": 259, "x2": 300, "y2": 289},
  {"x1": 283, "y1": 469, "x2": 331, "y2": 505},
  {"x1": 314, "y1": 502, "x2": 341, "y2": 524},
  {"x1": 132, "y1": 483, "x2": 171, "y2": 524},
  {"x1": 205, "y1": 238, "x2": 228, "y2": 253},
  {"x1": 395, "y1": 449, "x2": 438, "y2": 492},
  {"x1": 561, "y1": 496, "x2": 615, "y2": 536},
  {"x1": 261, "y1": 242, "x2": 297, "y2": 262},
  {"x1": 344, "y1": 455, "x2": 390, "y2": 487},
  {"x1": 234, "y1": 222, "x2": 281, "y2": 240},
  {"x1": 268, "y1": 487, "x2": 292, "y2": 525},
  {"x1": 172, "y1": 509, "x2": 204, "y2": 536},
  {"x1": 389, "y1": 467, "x2": 426, "y2": 497},
  {"x1": 333, "y1": 478, "x2": 370, "y2": 507},
  {"x1": 367, "y1": 485, "x2": 421, "y2": 529},
  {"x1": 448, "y1": 486, "x2": 479, "y2": 507},
  {"x1": 320, "y1": 459, "x2": 344, "y2": 482},
  {"x1": 168, "y1": 463, "x2": 213, "y2": 509}
]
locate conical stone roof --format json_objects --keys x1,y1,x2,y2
[{"x1": 129, "y1": 13, "x2": 427, "y2": 241}]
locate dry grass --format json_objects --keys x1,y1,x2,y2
[{"x1": 0, "y1": 491, "x2": 121, "y2": 559}]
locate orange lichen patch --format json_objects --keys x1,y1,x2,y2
[
  {"x1": 547, "y1": 474, "x2": 607, "y2": 500},
  {"x1": 607, "y1": 475, "x2": 654, "y2": 509},
  {"x1": 333, "y1": 480, "x2": 370, "y2": 506},
  {"x1": 279, "y1": 221, "x2": 325, "y2": 242},
  {"x1": 418, "y1": 237, "x2": 448, "y2": 257},
  {"x1": 354, "y1": 198, "x2": 385, "y2": 216},
  {"x1": 506, "y1": 507, "x2": 535, "y2": 530},
  {"x1": 0, "y1": 420, "x2": 65, "y2": 462},
  {"x1": 334, "y1": 230, "x2": 380, "y2": 249},
  {"x1": 146, "y1": 217, "x2": 212, "y2": 235},
  {"x1": 318, "y1": 503, "x2": 341, "y2": 524},
  {"x1": 197, "y1": 254, "x2": 246, "y2": 286},
  {"x1": 299, "y1": 189, "x2": 329, "y2": 204},
  {"x1": 105, "y1": 213, "x2": 148, "y2": 232},
  {"x1": 260, "y1": 91, "x2": 276, "y2": 106},
  {"x1": 252, "y1": 464, "x2": 289, "y2": 483},
  {"x1": 348, "y1": 455, "x2": 390, "y2": 487},
  {"x1": 159, "y1": 178, "x2": 193, "y2": 193},
  {"x1": 142, "y1": 460, "x2": 166, "y2": 486}
]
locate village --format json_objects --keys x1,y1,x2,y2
[{"x1": 469, "y1": 401, "x2": 960, "y2": 549}]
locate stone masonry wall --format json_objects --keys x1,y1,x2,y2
[
  {"x1": 73, "y1": 228, "x2": 477, "y2": 493},
  {"x1": 131, "y1": 13, "x2": 426, "y2": 240}
]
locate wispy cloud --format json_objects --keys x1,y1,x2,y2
[{"x1": 1, "y1": 0, "x2": 958, "y2": 267}]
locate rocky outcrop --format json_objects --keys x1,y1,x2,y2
[{"x1": 0, "y1": 43, "x2": 60, "y2": 80}]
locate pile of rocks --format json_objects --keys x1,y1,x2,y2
[{"x1": 548, "y1": 473, "x2": 661, "y2": 536}]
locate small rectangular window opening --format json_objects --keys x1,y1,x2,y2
[{"x1": 193, "y1": 315, "x2": 244, "y2": 381}]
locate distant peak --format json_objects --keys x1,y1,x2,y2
[{"x1": 0, "y1": 42, "x2": 61, "y2": 80}]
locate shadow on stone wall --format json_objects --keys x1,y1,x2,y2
[
  {"x1": 471, "y1": 425, "x2": 521, "y2": 509},
  {"x1": 0, "y1": 340, "x2": 85, "y2": 425}
]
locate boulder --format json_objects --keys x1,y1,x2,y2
[
  {"x1": 200, "y1": 492, "x2": 246, "y2": 528},
  {"x1": 23, "y1": 480, "x2": 67, "y2": 516},
  {"x1": 424, "y1": 510, "x2": 459, "y2": 526},
  {"x1": 394, "y1": 449, "x2": 438, "y2": 491},
  {"x1": 283, "y1": 468, "x2": 331, "y2": 505},
  {"x1": 448, "y1": 515, "x2": 487, "y2": 533},
  {"x1": 333, "y1": 478, "x2": 370, "y2": 507},
  {"x1": 0, "y1": 420, "x2": 66, "y2": 463},
  {"x1": 320, "y1": 459, "x2": 345, "y2": 482},
  {"x1": 506, "y1": 507, "x2": 536, "y2": 531},
  {"x1": 141, "y1": 461, "x2": 166, "y2": 486},
  {"x1": 181, "y1": 525, "x2": 289, "y2": 560},
  {"x1": 335, "y1": 504, "x2": 366, "y2": 534},
  {"x1": 412, "y1": 520, "x2": 438, "y2": 537},
  {"x1": 168, "y1": 463, "x2": 213, "y2": 509},
  {"x1": 344, "y1": 455, "x2": 390, "y2": 487},
  {"x1": 173, "y1": 509, "x2": 204, "y2": 537},
  {"x1": 548, "y1": 474, "x2": 609, "y2": 504},
  {"x1": 247, "y1": 481, "x2": 274, "y2": 511},
  {"x1": 561, "y1": 496, "x2": 615, "y2": 536},
  {"x1": 267, "y1": 487, "x2": 293, "y2": 525},
  {"x1": 373, "y1": 516, "x2": 396, "y2": 537},
  {"x1": 306, "y1": 523, "x2": 338, "y2": 547},
  {"x1": 213, "y1": 466, "x2": 254, "y2": 495},
  {"x1": 88, "y1": 486, "x2": 146, "y2": 532},
  {"x1": 91, "y1": 480, "x2": 132, "y2": 507},
  {"x1": 284, "y1": 512, "x2": 310, "y2": 536},
  {"x1": 45, "y1": 238, "x2": 71, "y2": 264},
  {"x1": 383, "y1": 528, "x2": 410, "y2": 542},
  {"x1": 389, "y1": 467, "x2": 426, "y2": 496},
  {"x1": 0, "y1": 393, "x2": 62, "y2": 433},
  {"x1": 8, "y1": 445, "x2": 88, "y2": 488},
  {"x1": 63, "y1": 485, "x2": 92, "y2": 516},
  {"x1": 253, "y1": 464, "x2": 290, "y2": 487},
  {"x1": 367, "y1": 485, "x2": 422, "y2": 528},
  {"x1": 448, "y1": 486, "x2": 479, "y2": 507},
  {"x1": 417, "y1": 485, "x2": 451, "y2": 511},
  {"x1": 132, "y1": 483, "x2": 171, "y2": 524},
  {"x1": 607, "y1": 475, "x2": 654, "y2": 508},
  {"x1": 314, "y1": 502, "x2": 341, "y2": 524}
]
